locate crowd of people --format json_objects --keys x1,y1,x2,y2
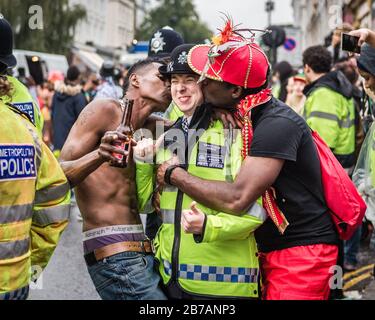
[
  {"x1": 8, "y1": 56, "x2": 128, "y2": 157},
  {"x1": 1, "y1": 12, "x2": 375, "y2": 301},
  {"x1": 272, "y1": 25, "x2": 375, "y2": 277}
]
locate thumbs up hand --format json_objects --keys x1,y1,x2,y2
[{"x1": 181, "y1": 201, "x2": 206, "y2": 235}]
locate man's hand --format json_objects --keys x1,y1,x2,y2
[
  {"x1": 212, "y1": 108, "x2": 243, "y2": 129},
  {"x1": 156, "y1": 155, "x2": 180, "y2": 190},
  {"x1": 133, "y1": 138, "x2": 155, "y2": 164},
  {"x1": 350, "y1": 28, "x2": 372, "y2": 47},
  {"x1": 98, "y1": 131, "x2": 136, "y2": 165},
  {"x1": 181, "y1": 202, "x2": 206, "y2": 235}
]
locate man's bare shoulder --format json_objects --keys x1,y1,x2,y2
[
  {"x1": 60, "y1": 99, "x2": 122, "y2": 162},
  {"x1": 77, "y1": 98, "x2": 122, "y2": 129}
]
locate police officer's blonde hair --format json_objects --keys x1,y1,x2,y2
[{"x1": 0, "y1": 75, "x2": 12, "y2": 97}]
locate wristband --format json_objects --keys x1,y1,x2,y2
[{"x1": 164, "y1": 165, "x2": 183, "y2": 185}]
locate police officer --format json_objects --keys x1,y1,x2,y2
[
  {"x1": 303, "y1": 45, "x2": 356, "y2": 173},
  {"x1": 0, "y1": 15, "x2": 44, "y2": 134},
  {"x1": 148, "y1": 26, "x2": 185, "y2": 121},
  {"x1": 136, "y1": 44, "x2": 266, "y2": 299},
  {"x1": 155, "y1": 24, "x2": 340, "y2": 300},
  {"x1": 0, "y1": 75, "x2": 71, "y2": 300},
  {"x1": 303, "y1": 47, "x2": 356, "y2": 295},
  {"x1": 145, "y1": 27, "x2": 185, "y2": 240}
]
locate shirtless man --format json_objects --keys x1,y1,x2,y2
[{"x1": 59, "y1": 58, "x2": 170, "y2": 300}]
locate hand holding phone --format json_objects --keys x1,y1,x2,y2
[{"x1": 341, "y1": 33, "x2": 361, "y2": 54}]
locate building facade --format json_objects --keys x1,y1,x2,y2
[
  {"x1": 292, "y1": 0, "x2": 344, "y2": 50},
  {"x1": 69, "y1": 0, "x2": 136, "y2": 50},
  {"x1": 292, "y1": 0, "x2": 373, "y2": 51},
  {"x1": 342, "y1": 0, "x2": 373, "y2": 28}
]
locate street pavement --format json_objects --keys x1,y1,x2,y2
[
  {"x1": 344, "y1": 245, "x2": 375, "y2": 300},
  {"x1": 29, "y1": 203, "x2": 100, "y2": 300},
  {"x1": 28, "y1": 203, "x2": 375, "y2": 300}
]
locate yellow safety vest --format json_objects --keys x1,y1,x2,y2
[
  {"x1": 164, "y1": 101, "x2": 184, "y2": 122},
  {"x1": 137, "y1": 105, "x2": 266, "y2": 298},
  {"x1": 0, "y1": 103, "x2": 70, "y2": 300},
  {"x1": 304, "y1": 87, "x2": 356, "y2": 168}
]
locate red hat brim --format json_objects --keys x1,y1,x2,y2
[{"x1": 187, "y1": 44, "x2": 223, "y2": 82}]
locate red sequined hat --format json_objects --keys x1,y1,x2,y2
[{"x1": 188, "y1": 19, "x2": 270, "y2": 89}]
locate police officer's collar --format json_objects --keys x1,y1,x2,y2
[
  {"x1": 163, "y1": 103, "x2": 212, "y2": 149},
  {"x1": 175, "y1": 103, "x2": 212, "y2": 131}
]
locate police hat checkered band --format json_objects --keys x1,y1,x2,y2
[{"x1": 163, "y1": 260, "x2": 259, "y2": 283}]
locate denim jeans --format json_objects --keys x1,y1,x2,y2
[
  {"x1": 344, "y1": 226, "x2": 362, "y2": 266},
  {"x1": 86, "y1": 251, "x2": 167, "y2": 300}
]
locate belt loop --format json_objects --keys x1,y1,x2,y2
[{"x1": 140, "y1": 240, "x2": 146, "y2": 253}]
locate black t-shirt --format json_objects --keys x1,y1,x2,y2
[{"x1": 251, "y1": 98, "x2": 339, "y2": 253}]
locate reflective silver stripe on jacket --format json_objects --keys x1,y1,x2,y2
[
  {"x1": 0, "y1": 238, "x2": 30, "y2": 260},
  {"x1": 160, "y1": 209, "x2": 175, "y2": 224},
  {"x1": 308, "y1": 111, "x2": 354, "y2": 128},
  {"x1": 32, "y1": 204, "x2": 70, "y2": 227},
  {"x1": 246, "y1": 203, "x2": 268, "y2": 222},
  {"x1": 140, "y1": 199, "x2": 154, "y2": 215},
  {"x1": 161, "y1": 203, "x2": 267, "y2": 225},
  {"x1": 224, "y1": 125, "x2": 234, "y2": 182},
  {"x1": 34, "y1": 182, "x2": 70, "y2": 204},
  {"x1": 0, "y1": 204, "x2": 33, "y2": 224},
  {"x1": 164, "y1": 185, "x2": 178, "y2": 193},
  {"x1": 0, "y1": 285, "x2": 29, "y2": 300}
]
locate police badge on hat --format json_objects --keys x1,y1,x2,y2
[
  {"x1": 150, "y1": 31, "x2": 166, "y2": 54},
  {"x1": 178, "y1": 51, "x2": 188, "y2": 64},
  {"x1": 158, "y1": 44, "x2": 196, "y2": 76}
]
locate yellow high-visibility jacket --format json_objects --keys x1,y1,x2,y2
[
  {"x1": 2, "y1": 76, "x2": 44, "y2": 135},
  {"x1": 0, "y1": 103, "x2": 70, "y2": 300},
  {"x1": 164, "y1": 101, "x2": 183, "y2": 122}
]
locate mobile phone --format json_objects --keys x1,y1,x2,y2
[{"x1": 341, "y1": 33, "x2": 361, "y2": 54}]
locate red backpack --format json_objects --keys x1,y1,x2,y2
[{"x1": 311, "y1": 131, "x2": 367, "y2": 240}]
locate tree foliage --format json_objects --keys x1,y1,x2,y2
[
  {"x1": 0, "y1": 0, "x2": 86, "y2": 54},
  {"x1": 136, "y1": 0, "x2": 212, "y2": 43}
]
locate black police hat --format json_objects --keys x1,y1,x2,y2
[
  {"x1": 0, "y1": 15, "x2": 17, "y2": 69},
  {"x1": 148, "y1": 28, "x2": 184, "y2": 59},
  {"x1": 159, "y1": 44, "x2": 196, "y2": 76}
]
